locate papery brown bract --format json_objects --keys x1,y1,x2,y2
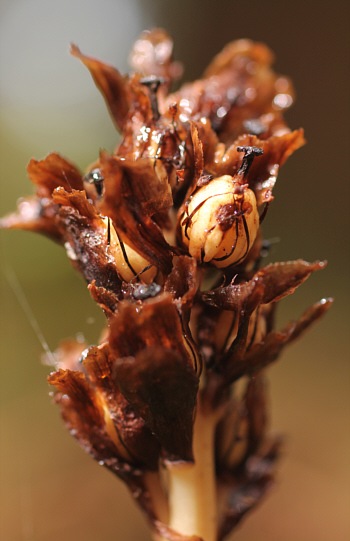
[
  {"x1": 48, "y1": 369, "x2": 130, "y2": 472},
  {"x1": 82, "y1": 343, "x2": 161, "y2": 469},
  {"x1": 71, "y1": 44, "x2": 129, "y2": 131},
  {"x1": 202, "y1": 260, "x2": 327, "y2": 310},
  {"x1": 0, "y1": 153, "x2": 84, "y2": 240},
  {"x1": 116, "y1": 346, "x2": 198, "y2": 462},
  {"x1": 206, "y1": 129, "x2": 306, "y2": 207}
]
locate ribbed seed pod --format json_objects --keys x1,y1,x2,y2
[
  {"x1": 101, "y1": 217, "x2": 157, "y2": 283},
  {"x1": 181, "y1": 175, "x2": 259, "y2": 268}
]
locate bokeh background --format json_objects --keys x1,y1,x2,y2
[{"x1": 0, "y1": 1, "x2": 349, "y2": 540}]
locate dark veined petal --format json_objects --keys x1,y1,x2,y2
[
  {"x1": 53, "y1": 187, "x2": 123, "y2": 295},
  {"x1": 164, "y1": 256, "x2": 202, "y2": 380},
  {"x1": 225, "y1": 298, "x2": 333, "y2": 382},
  {"x1": 115, "y1": 347, "x2": 198, "y2": 463},
  {"x1": 99, "y1": 150, "x2": 175, "y2": 275},
  {"x1": 202, "y1": 260, "x2": 327, "y2": 310},
  {"x1": 109, "y1": 295, "x2": 200, "y2": 461},
  {"x1": 71, "y1": 44, "x2": 129, "y2": 131}
]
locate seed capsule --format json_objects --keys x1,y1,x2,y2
[
  {"x1": 181, "y1": 175, "x2": 259, "y2": 268},
  {"x1": 101, "y1": 217, "x2": 157, "y2": 283}
]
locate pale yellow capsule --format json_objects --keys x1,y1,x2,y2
[
  {"x1": 181, "y1": 175, "x2": 259, "y2": 268},
  {"x1": 101, "y1": 217, "x2": 157, "y2": 283}
]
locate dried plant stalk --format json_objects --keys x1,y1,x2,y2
[{"x1": 1, "y1": 28, "x2": 332, "y2": 541}]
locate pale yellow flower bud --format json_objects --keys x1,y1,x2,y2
[
  {"x1": 101, "y1": 217, "x2": 157, "y2": 283},
  {"x1": 181, "y1": 175, "x2": 259, "y2": 268}
]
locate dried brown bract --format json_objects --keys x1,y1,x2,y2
[{"x1": 1, "y1": 28, "x2": 332, "y2": 541}]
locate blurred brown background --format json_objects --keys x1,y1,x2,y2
[{"x1": 0, "y1": 1, "x2": 349, "y2": 540}]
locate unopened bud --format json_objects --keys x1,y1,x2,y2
[{"x1": 181, "y1": 175, "x2": 259, "y2": 268}]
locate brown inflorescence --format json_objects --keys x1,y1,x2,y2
[{"x1": 1, "y1": 28, "x2": 332, "y2": 541}]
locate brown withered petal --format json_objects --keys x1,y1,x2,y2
[
  {"x1": 109, "y1": 295, "x2": 200, "y2": 461},
  {"x1": 103, "y1": 153, "x2": 173, "y2": 216},
  {"x1": 0, "y1": 196, "x2": 62, "y2": 240},
  {"x1": 27, "y1": 152, "x2": 84, "y2": 197},
  {"x1": 225, "y1": 298, "x2": 333, "y2": 382},
  {"x1": 195, "y1": 117, "x2": 220, "y2": 165},
  {"x1": 204, "y1": 40, "x2": 294, "y2": 143},
  {"x1": 49, "y1": 338, "x2": 87, "y2": 371},
  {"x1": 53, "y1": 188, "x2": 123, "y2": 295},
  {"x1": 115, "y1": 347, "x2": 198, "y2": 463},
  {"x1": 53, "y1": 186, "x2": 99, "y2": 219},
  {"x1": 190, "y1": 123, "x2": 205, "y2": 193},
  {"x1": 71, "y1": 44, "x2": 129, "y2": 131},
  {"x1": 164, "y1": 256, "x2": 202, "y2": 381},
  {"x1": 82, "y1": 344, "x2": 160, "y2": 470},
  {"x1": 48, "y1": 369, "x2": 130, "y2": 474},
  {"x1": 164, "y1": 256, "x2": 198, "y2": 316},
  {"x1": 88, "y1": 281, "x2": 120, "y2": 317},
  {"x1": 202, "y1": 260, "x2": 327, "y2": 310},
  {"x1": 282, "y1": 297, "x2": 334, "y2": 343},
  {"x1": 129, "y1": 29, "x2": 183, "y2": 91},
  {"x1": 203, "y1": 39, "x2": 274, "y2": 78},
  {"x1": 167, "y1": 40, "x2": 294, "y2": 140},
  {"x1": 208, "y1": 129, "x2": 305, "y2": 207},
  {"x1": 0, "y1": 153, "x2": 85, "y2": 239},
  {"x1": 109, "y1": 294, "x2": 200, "y2": 375},
  {"x1": 99, "y1": 150, "x2": 175, "y2": 274},
  {"x1": 218, "y1": 436, "x2": 282, "y2": 541},
  {"x1": 115, "y1": 73, "x2": 155, "y2": 156}
]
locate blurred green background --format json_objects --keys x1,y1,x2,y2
[{"x1": 0, "y1": 1, "x2": 349, "y2": 540}]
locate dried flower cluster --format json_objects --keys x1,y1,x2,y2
[{"x1": 1, "y1": 29, "x2": 332, "y2": 541}]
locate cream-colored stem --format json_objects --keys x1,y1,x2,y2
[
  {"x1": 144, "y1": 471, "x2": 169, "y2": 526},
  {"x1": 166, "y1": 398, "x2": 217, "y2": 541}
]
